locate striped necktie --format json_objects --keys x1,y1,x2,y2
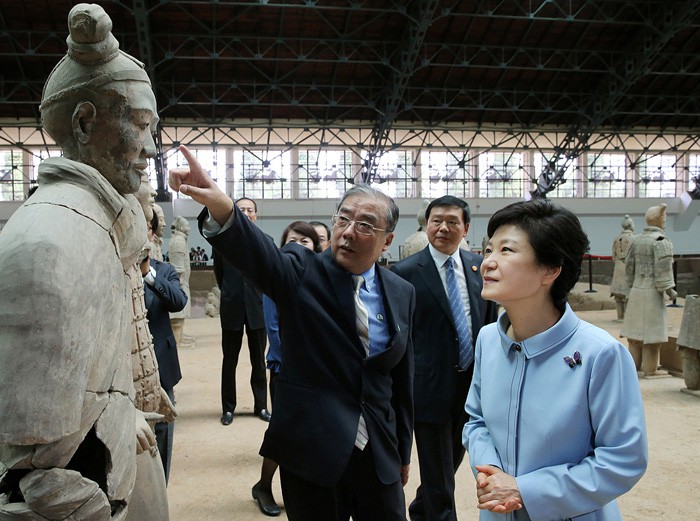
[
  {"x1": 353, "y1": 275, "x2": 370, "y2": 356},
  {"x1": 353, "y1": 275, "x2": 369, "y2": 450},
  {"x1": 445, "y1": 257, "x2": 473, "y2": 370}
]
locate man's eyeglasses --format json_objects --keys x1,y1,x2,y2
[{"x1": 331, "y1": 214, "x2": 387, "y2": 236}]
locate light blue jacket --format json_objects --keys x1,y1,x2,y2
[{"x1": 463, "y1": 304, "x2": 648, "y2": 521}]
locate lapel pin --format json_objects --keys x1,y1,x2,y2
[
  {"x1": 377, "y1": 313, "x2": 384, "y2": 321},
  {"x1": 471, "y1": 265, "x2": 478, "y2": 272}
]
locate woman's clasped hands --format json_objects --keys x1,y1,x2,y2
[{"x1": 475, "y1": 465, "x2": 523, "y2": 514}]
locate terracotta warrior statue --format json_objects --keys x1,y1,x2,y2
[
  {"x1": 126, "y1": 175, "x2": 172, "y2": 521},
  {"x1": 0, "y1": 4, "x2": 169, "y2": 519},
  {"x1": 610, "y1": 214, "x2": 635, "y2": 320},
  {"x1": 151, "y1": 204, "x2": 166, "y2": 261},
  {"x1": 677, "y1": 295, "x2": 700, "y2": 391},
  {"x1": 168, "y1": 216, "x2": 192, "y2": 345},
  {"x1": 399, "y1": 200, "x2": 430, "y2": 259},
  {"x1": 135, "y1": 175, "x2": 157, "y2": 229},
  {"x1": 621, "y1": 204, "x2": 676, "y2": 376}
]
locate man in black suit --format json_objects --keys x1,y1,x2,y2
[
  {"x1": 213, "y1": 197, "x2": 271, "y2": 426},
  {"x1": 169, "y1": 145, "x2": 415, "y2": 521},
  {"x1": 391, "y1": 196, "x2": 498, "y2": 521},
  {"x1": 141, "y1": 245, "x2": 188, "y2": 483}
]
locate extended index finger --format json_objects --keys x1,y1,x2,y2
[{"x1": 179, "y1": 144, "x2": 199, "y2": 166}]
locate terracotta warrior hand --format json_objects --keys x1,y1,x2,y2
[{"x1": 158, "y1": 386, "x2": 177, "y2": 423}]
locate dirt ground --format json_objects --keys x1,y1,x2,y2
[{"x1": 167, "y1": 288, "x2": 699, "y2": 520}]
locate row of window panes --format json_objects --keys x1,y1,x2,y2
[{"x1": 1, "y1": 148, "x2": 697, "y2": 201}]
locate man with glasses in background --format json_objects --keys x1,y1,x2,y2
[
  {"x1": 213, "y1": 197, "x2": 271, "y2": 426},
  {"x1": 392, "y1": 195, "x2": 498, "y2": 521},
  {"x1": 169, "y1": 145, "x2": 415, "y2": 521}
]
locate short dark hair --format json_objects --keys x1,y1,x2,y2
[
  {"x1": 425, "y1": 195, "x2": 471, "y2": 224},
  {"x1": 486, "y1": 199, "x2": 589, "y2": 310},
  {"x1": 281, "y1": 221, "x2": 322, "y2": 253},
  {"x1": 309, "y1": 220, "x2": 331, "y2": 240},
  {"x1": 235, "y1": 197, "x2": 257, "y2": 212},
  {"x1": 337, "y1": 185, "x2": 399, "y2": 232}
]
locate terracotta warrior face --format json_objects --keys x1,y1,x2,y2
[
  {"x1": 135, "y1": 171, "x2": 156, "y2": 222},
  {"x1": 79, "y1": 82, "x2": 159, "y2": 195},
  {"x1": 154, "y1": 205, "x2": 166, "y2": 237}
]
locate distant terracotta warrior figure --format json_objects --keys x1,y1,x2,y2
[
  {"x1": 621, "y1": 204, "x2": 676, "y2": 376},
  {"x1": 169, "y1": 216, "x2": 192, "y2": 345},
  {"x1": 135, "y1": 174, "x2": 157, "y2": 227},
  {"x1": 610, "y1": 215, "x2": 635, "y2": 320},
  {"x1": 152, "y1": 204, "x2": 166, "y2": 261},
  {"x1": 400, "y1": 200, "x2": 430, "y2": 259},
  {"x1": 677, "y1": 295, "x2": 700, "y2": 391},
  {"x1": 0, "y1": 4, "x2": 167, "y2": 519}
]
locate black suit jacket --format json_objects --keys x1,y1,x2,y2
[
  {"x1": 391, "y1": 246, "x2": 498, "y2": 423},
  {"x1": 200, "y1": 206, "x2": 415, "y2": 487},
  {"x1": 213, "y1": 248, "x2": 265, "y2": 331},
  {"x1": 144, "y1": 259, "x2": 188, "y2": 391}
]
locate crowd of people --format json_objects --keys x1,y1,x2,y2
[
  {"x1": 165, "y1": 145, "x2": 649, "y2": 521},
  {"x1": 190, "y1": 246, "x2": 210, "y2": 265}
]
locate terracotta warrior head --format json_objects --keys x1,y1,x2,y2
[
  {"x1": 171, "y1": 216, "x2": 191, "y2": 236},
  {"x1": 416, "y1": 200, "x2": 429, "y2": 230},
  {"x1": 645, "y1": 203, "x2": 667, "y2": 229},
  {"x1": 135, "y1": 172, "x2": 157, "y2": 222},
  {"x1": 621, "y1": 214, "x2": 634, "y2": 232},
  {"x1": 40, "y1": 3, "x2": 158, "y2": 195},
  {"x1": 153, "y1": 204, "x2": 166, "y2": 238}
]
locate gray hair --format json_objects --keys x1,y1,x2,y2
[{"x1": 337, "y1": 185, "x2": 399, "y2": 232}]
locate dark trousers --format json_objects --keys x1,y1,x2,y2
[
  {"x1": 155, "y1": 387, "x2": 175, "y2": 484},
  {"x1": 279, "y1": 445, "x2": 406, "y2": 521},
  {"x1": 221, "y1": 326, "x2": 268, "y2": 414},
  {"x1": 409, "y1": 370, "x2": 471, "y2": 521},
  {"x1": 269, "y1": 371, "x2": 279, "y2": 409}
]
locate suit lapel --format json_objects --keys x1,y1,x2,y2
[
  {"x1": 322, "y1": 251, "x2": 361, "y2": 343},
  {"x1": 375, "y1": 266, "x2": 399, "y2": 337},
  {"x1": 460, "y1": 249, "x2": 483, "y2": 340},
  {"x1": 416, "y1": 247, "x2": 454, "y2": 326}
]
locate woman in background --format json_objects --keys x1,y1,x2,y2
[
  {"x1": 463, "y1": 199, "x2": 647, "y2": 520},
  {"x1": 252, "y1": 221, "x2": 321, "y2": 517}
]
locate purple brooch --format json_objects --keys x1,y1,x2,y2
[{"x1": 564, "y1": 351, "x2": 582, "y2": 368}]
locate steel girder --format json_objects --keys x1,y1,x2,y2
[{"x1": 531, "y1": 0, "x2": 700, "y2": 197}]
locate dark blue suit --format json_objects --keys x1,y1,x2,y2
[
  {"x1": 200, "y1": 206, "x2": 415, "y2": 520},
  {"x1": 144, "y1": 258, "x2": 188, "y2": 482},
  {"x1": 213, "y1": 247, "x2": 268, "y2": 415},
  {"x1": 391, "y1": 246, "x2": 498, "y2": 521}
]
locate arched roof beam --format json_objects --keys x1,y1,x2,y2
[
  {"x1": 533, "y1": 0, "x2": 700, "y2": 197},
  {"x1": 362, "y1": 0, "x2": 441, "y2": 184}
]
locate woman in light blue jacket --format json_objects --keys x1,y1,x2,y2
[{"x1": 463, "y1": 199, "x2": 648, "y2": 521}]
